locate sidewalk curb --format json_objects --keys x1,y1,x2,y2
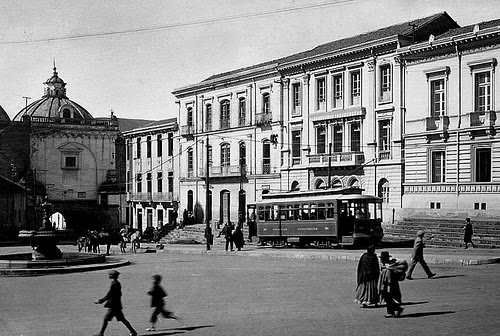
[{"x1": 154, "y1": 245, "x2": 500, "y2": 266}]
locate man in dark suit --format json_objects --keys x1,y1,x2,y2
[
  {"x1": 406, "y1": 231, "x2": 435, "y2": 280},
  {"x1": 94, "y1": 270, "x2": 137, "y2": 336}
]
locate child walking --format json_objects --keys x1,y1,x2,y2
[{"x1": 146, "y1": 274, "x2": 183, "y2": 331}]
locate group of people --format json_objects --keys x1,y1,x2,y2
[
  {"x1": 355, "y1": 230, "x2": 436, "y2": 318},
  {"x1": 217, "y1": 222, "x2": 245, "y2": 251},
  {"x1": 93, "y1": 270, "x2": 183, "y2": 336}
]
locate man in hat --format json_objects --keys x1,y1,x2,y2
[
  {"x1": 94, "y1": 270, "x2": 137, "y2": 336},
  {"x1": 406, "y1": 230, "x2": 435, "y2": 280}
]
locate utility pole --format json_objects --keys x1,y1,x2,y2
[
  {"x1": 327, "y1": 143, "x2": 332, "y2": 188},
  {"x1": 205, "y1": 135, "x2": 212, "y2": 250},
  {"x1": 22, "y1": 96, "x2": 31, "y2": 229}
]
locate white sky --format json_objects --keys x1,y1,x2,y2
[{"x1": 0, "y1": 0, "x2": 499, "y2": 121}]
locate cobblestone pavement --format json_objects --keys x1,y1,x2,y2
[{"x1": 1, "y1": 244, "x2": 500, "y2": 336}]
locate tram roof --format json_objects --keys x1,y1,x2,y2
[{"x1": 259, "y1": 187, "x2": 381, "y2": 204}]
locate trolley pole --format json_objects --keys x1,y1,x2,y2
[
  {"x1": 327, "y1": 143, "x2": 332, "y2": 188},
  {"x1": 205, "y1": 135, "x2": 211, "y2": 251}
]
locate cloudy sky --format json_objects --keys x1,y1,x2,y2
[{"x1": 0, "y1": 0, "x2": 498, "y2": 121}]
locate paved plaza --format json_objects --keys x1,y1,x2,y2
[{"x1": 1, "y1": 244, "x2": 500, "y2": 336}]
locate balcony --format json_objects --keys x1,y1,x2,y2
[
  {"x1": 467, "y1": 110, "x2": 497, "y2": 128},
  {"x1": 426, "y1": 116, "x2": 449, "y2": 131},
  {"x1": 128, "y1": 192, "x2": 151, "y2": 202},
  {"x1": 180, "y1": 125, "x2": 194, "y2": 137},
  {"x1": 291, "y1": 105, "x2": 301, "y2": 117},
  {"x1": 199, "y1": 165, "x2": 246, "y2": 178},
  {"x1": 378, "y1": 150, "x2": 392, "y2": 161},
  {"x1": 152, "y1": 192, "x2": 173, "y2": 202},
  {"x1": 255, "y1": 112, "x2": 272, "y2": 126},
  {"x1": 308, "y1": 152, "x2": 365, "y2": 167}
]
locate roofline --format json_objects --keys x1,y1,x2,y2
[{"x1": 121, "y1": 118, "x2": 178, "y2": 137}]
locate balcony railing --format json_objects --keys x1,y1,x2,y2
[
  {"x1": 426, "y1": 115, "x2": 449, "y2": 131},
  {"x1": 255, "y1": 112, "x2": 272, "y2": 126},
  {"x1": 26, "y1": 115, "x2": 118, "y2": 127},
  {"x1": 152, "y1": 192, "x2": 173, "y2": 202},
  {"x1": 180, "y1": 125, "x2": 194, "y2": 136},
  {"x1": 308, "y1": 152, "x2": 365, "y2": 166},
  {"x1": 291, "y1": 105, "x2": 302, "y2": 117},
  {"x1": 378, "y1": 150, "x2": 392, "y2": 160},
  {"x1": 467, "y1": 110, "x2": 497, "y2": 127},
  {"x1": 199, "y1": 165, "x2": 246, "y2": 178}
]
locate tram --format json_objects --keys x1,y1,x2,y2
[{"x1": 255, "y1": 187, "x2": 383, "y2": 247}]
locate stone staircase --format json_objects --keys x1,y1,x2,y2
[
  {"x1": 161, "y1": 224, "x2": 206, "y2": 244},
  {"x1": 383, "y1": 218, "x2": 500, "y2": 249}
]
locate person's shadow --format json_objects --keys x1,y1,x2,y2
[
  {"x1": 398, "y1": 311, "x2": 455, "y2": 318},
  {"x1": 144, "y1": 325, "x2": 214, "y2": 335}
]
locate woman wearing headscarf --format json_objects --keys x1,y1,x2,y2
[{"x1": 354, "y1": 245, "x2": 380, "y2": 307}]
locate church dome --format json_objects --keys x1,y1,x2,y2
[{"x1": 13, "y1": 65, "x2": 94, "y2": 122}]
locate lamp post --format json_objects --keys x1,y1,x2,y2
[{"x1": 205, "y1": 135, "x2": 212, "y2": 250}]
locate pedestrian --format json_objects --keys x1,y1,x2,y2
[
  {"x1": 378, "y1": 251, "x2": 405, "y2": 318},
  {"x1": 217, "y1": 222, "x2": 234, "y2": 251},
  {"x1": 406, "y1": 230, "x2": 435, "y2": 280},
  {"x1": 146, "y1": 274, "x2": 183, "y2": 332},
  {"x1": 233, "y1": 225, "x2": 245, "y2": 251},
  {"x1": 93, "y1": 270, "x2": 137, "y2": 336},
  {"x1": 120, "y1": 227, "x2": 128, "y2": 253},
  {"x1": 463, "y1": 217, "x2": 476, "y2": 249},
  {"x1": 354, "y1": 245, "x2": 380, "y2": 308}
]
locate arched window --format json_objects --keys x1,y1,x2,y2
[
  {"x1": 331, "y1": 178, "x2": 343, "y2": 188},
  {"x1": 262, "y1": 93, "x2": 270, "y2": 114},
  {"x1": 205, "y1": 104, "x2": 212, "y2": 131},
  {"x1": 378, "y1": 178, "x2": 389, "y2": 203},
  {"x1": 187, "y1": 148, "x2": 194, "y2": 177},
  {"x1": 221, "y1": 143, "x2": 230, "y2": 167},
  {"x1": 348, "y1": 176, "x2": 360, "y2": 188},
  {"x1": 238, "y1": 98, "x2": 246, "y2": 126},
  {"x1": 291, "y1": 181, "x2": 300, "y2": 191},
  {"x1": 62, "y1": 108, "x2": 72, "y2": 119},
  {"x1": 187, "y1": 190, "x2": 193, "y2": 213},
  {"x1": 315, "y1": 179, "x2": 325, "y2": 189},
  {"x1": 220, "y1": 190, "x2": 230, "y2": 225},
  {"x1": 220, "y1": 100, "x2": 230, "y2": 129}
]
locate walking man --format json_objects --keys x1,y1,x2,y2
[
  {"x1": 463, "y1": 217, "x2": 476, "y2": 249},
  {"x1": 406, "y1": 230, "x2": 435, "y2": 280},
  {"x1": 94, "y1": 270, "x2": 137, "y2": 336},
  {"x1": 146, "y1": 274, "x2": 183, "y2": 331}
]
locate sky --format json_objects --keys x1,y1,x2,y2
[{"x1": 0, "y1": 0, "x2": 499, "y2": 122}]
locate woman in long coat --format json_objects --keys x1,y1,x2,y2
[{"x1": 354, "y1": 245, "x2": 380, "y2": 307}]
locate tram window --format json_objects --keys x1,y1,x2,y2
[
  {"x1": 265, "y1": 206, "x2": 272, "y2": 221},
  {"x1": 286, "y1": 205, "x2": 294, "y2": 220},
  {"x1": 326, "y1": 203, "x2": 335, "y2": 218},
  {"x1": 317, "y1": 203, "x2": 326, "y2": 220},
  {"x1": 272, "y1": 205, "x2": 279, "y2": 221},
  {"x1": 294, "y1": 204, "x2": 301, "y2": 220},
  {"x1": 310, "y1": 204, "x2": 317, "y2": 220},
  {"x1": 258, "y1": 207, "x2": 265, "y2": 221},
  {"x1": 302, "y1": 204, "x2": 310, "y2": 220}
]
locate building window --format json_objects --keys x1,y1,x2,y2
[
  {"x1": 291, "y1": 130, "x2": 301, "y2": 165},
  {"x1": 350, "y1": 71, "x2": 361, "y2": 106},
  {"x1": 157, "y1": 134, "x2": 162, "y2": 157},
  {"x1": 208, "y1": 145, "x2": 213, "y2": 167},
  {"x1": 474, "y1": 72, "x2": 491, "y2": 112},
  {"x1": 157, "y1": 172, "x2": 163, "y2": 193},
  {"x1": 316, "y1": 77, "x2": 326, "y2": 110},
  {"x1": 239, "y1": 142, "x2": 246, "y2": 174},
  {"x1": 126, "y1": 140, "x2": 131, "y2": 160},
  {"x1": 292, "y1": 82, "x2": 301, "y2": 115},
  {"x1": 350, "y1": 122, "x2": 361, "y2": 152},
  {"x1": 77, "y1": 192, "x2": 86, "y2": 199},
  {"x1": 379, "y1": 120, "x2": 391, "y2": 152},
  {"x1": 168, "y1": 172, "x2": 173, "y2": 193},
  {"x1": 187, "y1": 107, "x2": 193, "y2": 126},
  {"x1": 430, "y1": 79, "x2": 445, "y2": 117},
  {"x1": 239, "y1": 98, "x2": 246, "y2": 126},
  {"x1": 136, "y1": 137, "x2": 141, "y2": 158},
  {"x1": 430, "y1": 150, "x2": 446, "y2": 183},
  {"x1": 316, "y1": 125, "x2": 326, "y2": 154},
  {"x1": 333, "y1": 74, "x2": 343, "y2": 108},
  {"x1": 220, "y1": 100, "x2": 230, "y2": 129},
  {"x1": 136, "y1": 173, "x2": 142, "y2": 192},
  {"x1": 146, "y1": 136, "x2": 152, "y2": 158},
  {"x1": 221, "y1": 143, "x2": 230, "y2": 167},
  {"x1": 187, "y1": 148, "x2": 194, "y2": 177},
  {"x1": 262, "y1": 93, "x2": 270, "y2": 114},
  {"x1": 475, "y1": 147, "x2": 491, "y2": 182},
  {"x1": 333, "y1": 124, "x2": 343, "y2": 153},
  {"x1": 262, "y1": 140, "x2": 270, "y2": 174},
  {"x1": 379, "y1": 64, "x2": 392, "y2": 102},
  {"x1": 167, "y1": 132, "x2": 173, "y2": 156},
  {"x1": 205, "y1": 104, "x2": 212, "y2": 131},
  {"x1": 378, "y1": 179, "x2": 389, "y2": 203},
  {"x1": 63, "y1": 155, "x2": 78, "y2": 169},
  {"x1": 146, "y1": 172, "x2": 152, "y2": 193}
]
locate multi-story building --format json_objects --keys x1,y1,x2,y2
[
  {"x1": 400, "y1": 18, "x2": 500, "y2": 218},
  {"x1": 172, "y1": 12, "x2": 459, "y2": 226},
  {"x1": 122, "y1": 118, "x2": 179, "y2": 232}
]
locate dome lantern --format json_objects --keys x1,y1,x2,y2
[{"x1": 43, "y1": 62, "x2": 67, "y2": 98}]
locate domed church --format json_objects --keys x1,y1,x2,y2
[{"x1": 4, "y1": 65, "x2": 123, "y2": 234}]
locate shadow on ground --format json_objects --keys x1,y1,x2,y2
[
  {"x1": 141, "y1": 325, "x2": 214, "y2": 335},
  {"x1": 399, "y1": 311, "x2": 455, "y2": 318}
]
